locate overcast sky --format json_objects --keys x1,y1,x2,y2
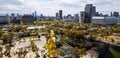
[{"x1": 0, "y1": 0, "x2": 120, "y2": 16}]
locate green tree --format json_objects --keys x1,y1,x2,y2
[
  {"x1": 1, "y1": 34, "x2": 9, "y2": 44},
  {"x1": 5, "y1": 44, "x2": 11, "y2": 57},
  {"x1": 0, "y1": 46, "x2": 3, "y2": 54}
]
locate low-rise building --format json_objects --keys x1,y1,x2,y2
[
  {"x1": 92, "y1": 16, "x2": 117, "y2": 24},
  {"x1": 117, "y1": 16, "x2": 120, "y2": 25},
  {"x1": 105, "y1": 16, "x2": 117, "y2": 24},
  {"x1": 91, "y1": 16, "x2": 105, "y2": 24},
  {"x1": 21, "y1": 14, "x2": 35, "y2": 23},
  {"x1": 0, "y1": 15, "x2": 10, "y2": 24}
]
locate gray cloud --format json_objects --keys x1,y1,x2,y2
[
  {"x1": 0, "y1": 0, "x2": 23, "y2": 5},
  {"x1": 94, "y1": 0, "x2": 113, "y2": 5},
  {"x1": 0, "y1": 0, "x2": 120, "y2": 16},
  {"x1": 59, "y1": 3, "x2": 80, "y2": 8}
]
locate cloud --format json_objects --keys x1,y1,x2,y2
[
  {"x1": 0, "y1": 0, "x2": 120, "y2": 16},
  {"x1": 0, "y1": 0, "x2": 23, "y2": 5}
]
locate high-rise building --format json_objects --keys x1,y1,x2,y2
[
  {"x1": 85, "y1": 4, "x2": 96, "y2": 23},
  {"x1": 59, "y1": 10, "x2": 63, "y2": 20},
  {"x1": 21, "y1": 14, "x2": 35, "y2": 23},
  {"x1": 111, "y1": 12, "x2": 113, "y2": 16},
  {"x1": 113, "y1": 12, "x2": 119, "y2": 17},
  {"x1": 0, "y1": 14, "x2": 10, "y2": 24},
  {"x1": 56, "y1": 12, "x2": 59, "y2": 20},
  {"x1": 40, "y1": 14, "x2": 44, "y2": 20},
  {"x1": 67, "y1": 14, "x2": 72, "y2": 20},
  {"x1": 10, "y1": 13, "x2": 15, "y2": 20},
  {"x1": 74, "y1": 14, "x2": 79, "y2": 22},
  {"x1": 80, "y1": 11, "x2": 85, "y2": 23},
  {"x1": 34, "y1": 11, "x2": 37, "y2": 20},
  {"x1": 91, "y1": 6, "x2": 96, "y2": 16}
]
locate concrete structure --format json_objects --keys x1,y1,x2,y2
[
  {"x1": 63, "y1": 14, "x2": 74, "y2": 22},
  {"x1": 34, "y1": 11, "x2": 37, "y2": 20},
  {"x1": 92, "y1": 16, "x2": 105, "y2": 24},
  {"x1": 92, "y1": 16, "x2": 117, "y2": 24},
  {"x1": 74, "y1": 14, "x2": 79, "y2": 22},
  {"x1": 10, "y1": 13, "x2": 15, "y2": 20},
  {"x1": 10, "y1": 13, "x2": 22, "y2": 24},
  {"x1": 117, "y1": 16, "x2": 120, "y2": 25},
  {"x1": 105, "y1": 16, "x2": 117, "y2": 24},
  {"x1": 56, "y1": 12, "x2": 59, "y2": 20},
  {"x1": 85, "y1": 4, "x2": 96, "y2": 23},
  {"x1": 0, "y1": 15, "x2": 10, "y2": 24},
  {"x1": 80, "y1": 11, "x2": 86, "y2": 23},
  {"x1": 59, "y1": 10, "x2": 63, "y2": 20},
  {"x1": 26, "y1": 25, "x2": 45, "y2": 30},
  {"x1": 113, "y1": 12, "x2": 119, "y2": 17},
  {"x1": 21, "y1": 14, "x2": 35, "y2": 23}
]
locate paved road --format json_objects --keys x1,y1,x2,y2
[{"x1": 9, "y1": 36, "x2": 47, "y2": 58}]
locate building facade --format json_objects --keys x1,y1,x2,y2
[
  {"x1": 85, "y1": 4, "x2": 96, "y2": 23},
  {"x1": 74, "y1": 14, "x2": 79, "y2": 22},
  {"x1": 59, "y1": 10, "x2": 63, "y2": 20},
  {"x1": 21, "y1": 14, "x2": 35, "y2": 23},
  {"x1": 0, "y1": 15, "x2": 10, "y2": 24},
  {"x1": 56, "y1": 12, "x2": 59, "y2": 20},
  {"x1": 91, "y1": 16, "x2": 105, "y2": 24},
  {"x1": 80, "y1": 11, "x2": 85, "y2": 23},
  {"x1": 92, "y1": 16, "x2": 117, "y2": 24}
]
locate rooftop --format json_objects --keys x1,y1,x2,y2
[{"x1": 26, "y1": 25, "x2": 45, "y2": 30}]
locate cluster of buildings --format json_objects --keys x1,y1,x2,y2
[
  {"x1": 0, "y1": 13, "x2": 36, "y2": 24},
  {"x1": 80, "y1": 4, "x2": 120, "y2": 25},
  {"x1": 0, "y1": 4, "x2": 120, "y2": 25}
]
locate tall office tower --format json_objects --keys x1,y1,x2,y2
[
  {"x1": 113, "y1": 12, "x2": 119, "y2": 17},
  {"x1": 40, "y1": 14, "x2": 44, "y2": 20},
  {"x1": 111, "y1": 12, "x2": 113, "y2": 16},
  {"x1": 80, "y1": 11, "x2": 85, "y2": 23},
  {"x1": 16, "y1": 13, "x2": 21, "y2": 20},
  {"x1": 10, "y1": 13, "x2": 16, "y2": 23},
  {"x1": 59, "y1": 10, "x2": 63, "y2": 20},
  {"x1": 34, "y1": 11, "x2": 37, "y2": 20},
  {"x1": 11, "y1": 13, "x2": 15, "y2": 17},
  {"x1": 67, "y1": 14, "x2": 72, "y2": 20},
  {"x1": 74, "y1": 14, "x2": 79, "y2": 22},
  {"x1": 85, "y1": 4, "x2": 96, "y2": 23},
  {"x1": 91, "y1": 6, "x2": 96, "y2": 16},
  {"x1": 56, "y1": 12, "x2": 59, "y2": 20}
]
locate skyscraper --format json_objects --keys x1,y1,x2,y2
[
  {"x1": 74, "y1": 14, "x2": 79, "y2": 22},
  {"x1": 85, "y1": 4, "x2": 96, "y2": 23},
  {"x1": 56, "y1": 12, "x2": 59, "y2": 20},
  {"x1": 34, "y1": 11, "x2": 37, "y2": 20},
  {"x1": 113, "y1": 12, "x2": 119, "y2": 17},
  {"x1": 59, "y1": 10, "x2": 63, "y2": 20},
  {"x1": 91, "y1": 6, "x2": 96, "y2": 16},
  {"x1": 80, "y1": 11, "x2": 85, "y2": 23}
]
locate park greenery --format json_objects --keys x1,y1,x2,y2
[
  {"x1": 110, "y1": 48, "x2": 120, "y2": 58},
  {"x1": 0, "y1": 20, "x2": 119, "y2": 57}
]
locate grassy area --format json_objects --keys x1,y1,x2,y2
[
  {"x1": 110, "y1": 48, "x2": 120, "y2": 58},
  {"x1": 107, "y1": 36, "x2": 120, "y2": 42}
]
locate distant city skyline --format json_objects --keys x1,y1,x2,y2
[{"x1": 0, "y1": 0, "x2": 120, "y2": 16}]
